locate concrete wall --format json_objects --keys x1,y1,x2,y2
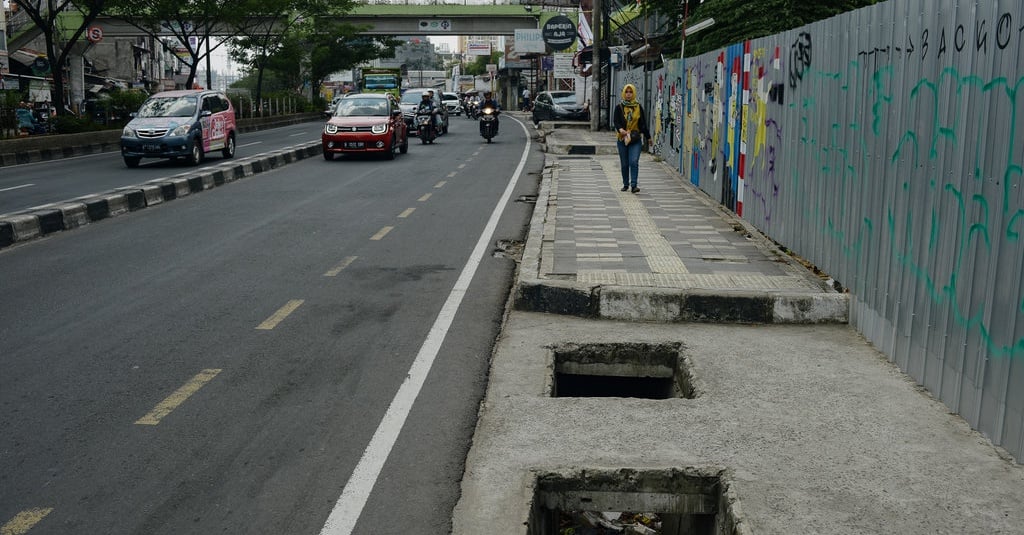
[{"x1": 624, "y1": 0, "x2": 1024, "y2": 461}]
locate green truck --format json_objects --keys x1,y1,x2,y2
[{"x1": 360, "y1": 67, "x2": 403, "y2": 100}]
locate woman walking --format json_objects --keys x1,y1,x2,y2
[{"x1": 613, "y1": 84, "x2": 651, "y2": 193}]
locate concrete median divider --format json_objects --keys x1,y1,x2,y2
[
  {"x1": 0, "y1": 141, "x2": 322, "y2": 250},
  {"x1": 0, "y1": 112, "x2": 322, "y2": 167}
]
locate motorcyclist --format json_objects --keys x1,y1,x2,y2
[
  {"x1": 480, "y1": 91, "x2": 500, "y2": 112},
  {"x1": 417, "y1": 92, "x2": 441, "y2": 133},
  {"x1": 427, "y1": 90, "x2": 444, "y2": 132},
  {"x1": 479, "y1": 91, "x2": 501, "y2": 133}
]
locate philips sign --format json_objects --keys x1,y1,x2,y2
[{"x1": 514, "y1": 28, "x2": 545, "y2": 54}]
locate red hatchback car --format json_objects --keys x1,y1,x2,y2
[{"x1": 322, "y1": 93, "x2": 408, "y2": 160}]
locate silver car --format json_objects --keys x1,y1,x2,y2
[
  {"x1": 398, "y1": 88, "x2": 449, "y2": 134},
  {"x1": 441, "y1": 92, "x2": 463, "y2": 116}
]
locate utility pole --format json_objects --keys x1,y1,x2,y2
[{"x1": 589, "y1": 0, "x2": 602, "y2": 131}]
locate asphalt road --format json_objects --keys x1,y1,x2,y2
[
  {"x1": 0, "y1": 121, "x2": 326, "y2": 215},
  {"x1": 0, "y1": 116, "x2": 543, "y2": 534}
]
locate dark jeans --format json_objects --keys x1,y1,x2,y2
[{"x1": 616, "y1": 138, "x2": 643, "y2": 187}]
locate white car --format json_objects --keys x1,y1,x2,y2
[{"x1": 441, "y1": 92, "x2": 463, "y2": 116}]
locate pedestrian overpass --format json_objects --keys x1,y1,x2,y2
[
  {"x1": 332, "y1": 3, "x2": 541, "y2": 36},
  {"x1": 83, "y1": 2, "x2": 547, "y2": 39}
]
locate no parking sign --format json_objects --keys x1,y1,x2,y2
[{"x1": 86, "y1": 27, "x2": 103, "y2": 43}]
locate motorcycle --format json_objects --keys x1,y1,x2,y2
[
  {"x1": 16, "y1": 108, "x2": 48, "y2": 135},
  {"x1": 464, "y1": 98, "x2": 479, "y2": 120},
  {"x1": 415, "y1": 108, "x2": 437, "y2": 144},
  {"x1": 479, "y1": 105, "x2": 499, "y2": 143}
]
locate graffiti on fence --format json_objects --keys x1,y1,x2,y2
[{"x1": 789, "y1": 32, "x2": 812, "y2": 89}]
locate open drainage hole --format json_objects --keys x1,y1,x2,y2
[
  {"x1": 550, "y1": 342, "x2": 695, "y2": 399},
  {"x1": 528, "y1": 468, "x2": 738, "y2": 535}
]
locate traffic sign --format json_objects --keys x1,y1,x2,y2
[{"x1": 87, "y1": 26, "x2": 103, "y2": 43}]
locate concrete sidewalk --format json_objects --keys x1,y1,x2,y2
[
  {"x1": 450, "y1": 121, "x2": 1024, "y2": 534},
  {"x1": 516, "y1": 124, "x2": 847, "y2": 325}
]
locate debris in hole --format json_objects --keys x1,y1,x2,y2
[{"x1": 557, "y1": 510, "x2": 662, "y2": 534}]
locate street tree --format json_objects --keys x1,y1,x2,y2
[
  {"x1": 463, "y1": 51, "x2": 503, "y2": 76},
  {"x1": 227, "y1": 0, "x2": 392, "y2": 108},
  {"x1": 10, "y1": 0, "x2": 110, "y2": 116},
  {"x1": 106, "y1": 0, "x2": 249, "y2": 89},
  {"x1": 253, "y1": 23, "x2": 397, "y2": 102},
  {"x1": 642, "y1": 0, "x2": 880, "y2": 57}
]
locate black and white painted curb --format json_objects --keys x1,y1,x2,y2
[{"x1": 0, "y1": 142, "x2": 321, "y2": 250}]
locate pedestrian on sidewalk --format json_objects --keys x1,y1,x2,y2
[{"x1": 613, "y1": 83, "x2": 651, "y2": 193}]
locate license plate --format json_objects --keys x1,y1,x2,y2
[
  {"x1": 143, "y1": 144, "x2": 161, "y2": 151},
  {"x1": 343, "y1": 142, "x2": 364, "y2": 149}
]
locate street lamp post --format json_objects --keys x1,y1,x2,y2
[{"x1": 680, "y1": 17, "x2": 715, "y2": 60}]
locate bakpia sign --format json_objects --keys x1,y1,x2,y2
[{"x1": 542, "y1": 15, "x2": 576, "y2": 51}]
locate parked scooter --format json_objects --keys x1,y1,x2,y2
[
  {"x1": 479, "y1": 105, "x2": 499, "y2": 143},
  {"x1": 16, "y1": 108, "x2": 48, "y2": 135}
]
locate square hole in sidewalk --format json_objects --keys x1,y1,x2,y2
[
  {"x1": 528, "y1": 468, "x2": 739, "y2": 535},
  {"x1": 551, "y1": 342, "x2": 695, "y2": 399}
]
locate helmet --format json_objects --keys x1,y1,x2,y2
[{"x1": 421, "y1": 93, "x2": 430, "y2": 98}]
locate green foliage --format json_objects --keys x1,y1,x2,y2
[
  {"x1": 642, "y1": 0, "x2": 880, "y2": 58},
  {"x1": 106, "y1": 0, "x2": 253, "y2": 87},
  {"x1": 52, "y1": 115, "x2": 106, "y2": 134},
  {"x1": 103, "y1": 88, "x2": 150, "y2": 116},
  {"x1": 1, "y1": 90, "x2": 26, "y2": 108},
  {"x1": 463, "y1": 51, "x2": 504, "y2": 76}
]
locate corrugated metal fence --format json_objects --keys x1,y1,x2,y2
[{"x1": 615, "y1": 0, "x2": 1024, "y2": 460}]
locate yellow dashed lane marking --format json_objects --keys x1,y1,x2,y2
[
  {"x1": 135, "y1": 369, "x2": 222, "y2": 426},
  {"x1": 2, "y1": 508, "x2": 53, "y2": 535},
  {"x1": 418, "y1": 193, "x2": 432, "y2": 202},
  {"x1": 435, "y1": 181, "x2": 447, "y2": 188},
  {"x1": 256, "y1": 299, "x2": 305, "y2": 330},
  {"x1": 324, "y1": 256, "x2": 357, "y2": 277},
  {"x1": 370, "y1": 226, "x2": 393, "y2": 240},
  {"x1": 398, "y1": 208, "x2": 415, "y2": 218}
]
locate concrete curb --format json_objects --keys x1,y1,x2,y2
[
  {"x1": 0, "y1": 141, "x2": 322, "y2": 250},
  {"x1": 513, "y1": 152, "x2": 849, "y2": 324}
]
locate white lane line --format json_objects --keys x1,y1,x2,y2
[
  {"x1": 0, "y1": 184, "x2": 35, "y2": 193},
  {"x1": 238, "y1": 141, "x2": 264, "y2": 148},
  {"x1": 319, "y1": 119, "x2": 533, "y2": 535}
]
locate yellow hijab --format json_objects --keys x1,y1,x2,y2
[{"x1": 619, "y1": 84, "x2": 640, "y2": 141}]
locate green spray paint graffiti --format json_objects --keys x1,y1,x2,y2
[{"x1": 794, "y1": 66, "x2": 1024, "y2": 358}]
